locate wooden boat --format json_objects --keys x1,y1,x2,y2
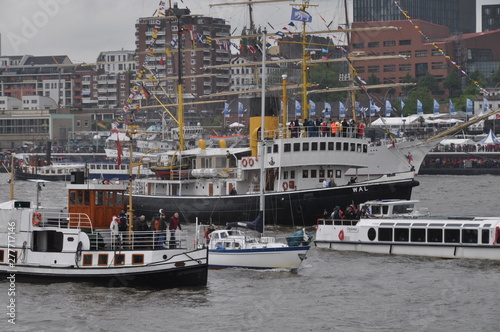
[{"x1": 0, "y1": 176, "x2": 208, "y2": 288}]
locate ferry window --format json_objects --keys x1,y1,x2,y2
[
  {"x1": 69, "y1": 191, "x2": 76, "y2": 205},
  {"x1": 350, "y1": 143, "x2": 356, "y2": 152},
  {"x1": 82, "y1": 254, "x2": 93, "y2": 266},
  {"x1": 84, "y1": 191, "x2": 90, "y2": 206},
  {"x1": 327, "y1": 170, "x2": 333, "y2": 178},
  {"x1": 378, "y1": 228, "x2": 392, "y2": 241},
  {"x1": 114, "y1": 254, "x2": 125, "y2": 265},
  {"x1": 411, "y1": 228, "x2": 426, "y2": 242},
  {"x1": 77, "y1": 191, "x2": 84, "y2": 205},
  {"x1": 302, "y1": 170, "x2": 309, "y2": 178},
  {"x1": 293, "y1": 143, "x2": 300, "y2": 152},
  {"x1": 0, "y1": 250, "x2": 3, "y2": 262},
  {"x1": 319, "y1": 169, "x2": 325, "y2": 178},
  {"x1": 462, "y1": 229, "x2": 477, "y2": 244},
  {"x1": 343, "y1": 142, "x2": 349, "y2": 151},
  {"x1": 95, "y1": 191, "x2": 104, "y2": 206},
  {"x1": 335, "y1": 170, "x2": 341, "y2": 178},
  {"x1": 290, "y1": 170, "x2": 295, "y2": 179},
  {"x1": 357, "y1": 144, "x2": 362, "y2": 153},
  {"x1": 481, "y1": 229, "x2": 489, "y2": 244},
  {"x1": 336, "y1": 142, "x2": 342, "y2": 151},
  {"x1": 116, "y1": 192, "x2": 123, "y2": 206},
  {"x1": 311, "y1": 170, "x2": 317, "y2": 178},
  {"x1": 283, "y1": 171, "x2": 288, "y2": 180},
  {"x1": 394, "y1": 228, "x2": 409, "y2": 242},
  {"x1": 98, "y1": 254, "x2": 108, "y2": 266},
  {"x1": 132, "y1": 254, "x2": 144, "y2": 265},
  {"x1": 328, "y1": 142, "x2": 334, "y2": 150},
  {"x1": 284, "y1": 143, "x2": 291, "y2": 152},
  {"x1": 320, "y1": 142, "x2": 326, "y2": 150},
  {"x1": 311, "y1": 142, "x2": 318, "y2": 151},
  {"x1": 267, "y1": 146, "x2": 272, "y2": 154},
  {"x1": 393, "y1": 204, "x2": 413, "y2": 214},
  {"x1": 363, "y1": 145, "x2": 367, "y2": 153},
  {"x1": 444, "y1": 229, "x2": 460, "y2": 243},
  {"x1": 302, "y1": 142, "x2": 309, "y2": 151},
  {"x1": 368, "y1": 228, "x2": 376, "y2": 241},
  {"x1": 273, "y1": 144, "x2": 278, "y2": 153},
  {"x1": 428, "y1": 229, "x2": 443, "y2": 242},
  {"x1": 106, "y1": 191, "x2": 115, "y2": 206}
]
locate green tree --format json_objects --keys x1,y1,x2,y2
[
  {"x1": 366, "y1": 74, "x2": 381, "y2": 94},
  {"x1": 401, "y1": 88, "x2": 433, "y2": 116},
  {"x1": 307, "y1": 63, "x2": 347, "y2": 102},
  {"x1": 418, "y1": 73, "x2": 438, "y2": 92},
  {"x1": 443, "y1": 69, "x2": 461, "y2": 97},
  {"x1": 401, "y1": 73, "x2": 417, "y2": 93},
  {"x1": 492, "y1": 67, "x2": 500, "y2": 87}
]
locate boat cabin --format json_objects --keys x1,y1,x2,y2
[
  {"x1": 209, "y1": 229, "x2": 247, "y2": 250},
  {"x1": 67, "y1": 180, "x2": 126, "y2": 229},
  {"x1": 360, "y1": 199, "x2": 429, "y2": 218}
]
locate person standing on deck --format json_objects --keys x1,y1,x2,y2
[{"x1": 169, "y1": 212, "x2": 182, "y2": 248}]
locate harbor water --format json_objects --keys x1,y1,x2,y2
[{"x1": 1, "y1": 174, "x2": 500, "y2": 331}]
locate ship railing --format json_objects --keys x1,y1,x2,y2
[
  {"x1": 317, "y1": 218, "x2": 359, "y2": 226},
  {"x1": 101, "y1": 229, "x2": 189, "y2": 251},
  {"x1": 37, "y1": 211, "x2": 94, "y2": 232}
]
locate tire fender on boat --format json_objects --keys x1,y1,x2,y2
[
  {"x1": 338, "y1": 229, "x2": 345, "y2": 241},
  {"x1": 32, "y1": 212, "x2": 42, "y2": 226}
]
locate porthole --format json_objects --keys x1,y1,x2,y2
[{"x1": 368, "y1": 228, "x2": 376, "y2": 241}]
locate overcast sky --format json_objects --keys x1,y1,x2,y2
[{"x1": 0, "y1": 0, "x2": 348, "y2": 63}]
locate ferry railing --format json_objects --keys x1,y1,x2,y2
[
  {"x1": 100, "y1": 229, "x2": 189, "y2": 251},
  {"x1": 37, "y1": 211, "x2": 94, "y2": 232},
  {"x1": 317, "y1": 218, "x2": 359, "y2": 226}
]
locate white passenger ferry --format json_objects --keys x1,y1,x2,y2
[{"x1": 315, "y1": 203, "x2": 500, "y2": 260}]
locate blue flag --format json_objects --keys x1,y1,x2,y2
[
  {"x1": 401, "y1": 100, "x2": 405, "y2": 116},
  {"x1": 433, "y1": 99, "x2": 440, "y2": 116},
  {"x1": 370, "y1": 100, "x2": 376, "y2": 117},
  {"x1": 339, "y1": 101, "x2": 345, "y2": 118},
  {"x1": 385, "y1": 100, "x2": 392, "y2": 117},
  {"x1": 309, "y1": 100, "x2": 316, "y2": 117},
  {"x1": 238, "y1": 102, "x2": 244, "y2": 117},
  {"x1": 224, "y1": 103, "x2": 230, "y2": 118},
  {"x1": 483, "y1": 98, "x2": 489, "y2": 115},
  {"x1": 449, "y1": 99, "x2": 456, "y2": 116},
  {"x1": 355, "y1": 101, "x2": 360, "y2": 117},
  {"x1": 466, "y1": 98, "x2": 473, "y2": 116},
  {"x1": 324, "y1": 102, "x2": 331, "y2": 118},
  {"x1": 295, "y1": 100, "x2": 301, "y2": 117},
  {"x1": 417, "y1": 99, "x2": 423, "y2": 116},
  {"x1": 291, "y1": 8, "x2": 312, "y2": 22}
]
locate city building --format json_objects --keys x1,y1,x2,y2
[
  {"x1": 477, "y1": 0, "x2": 500, "y2": 31},
  {"x1": 352, "y1": 0, "x2": 476, "y2": 35},
  {"x1": 351, "y1": 20, "x2": 500, "y2": 99}
]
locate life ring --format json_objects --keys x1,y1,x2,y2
[
  {"x1": 242, "y1": 159, "x2": 248, "y2": 167},
  {"x1": 248, "y1": 158, "x2": 254, "y2": 166},
  {"x1": 32, "y1": 212, "x2": 42, "y2": 226},
  {"x1": 282, "y1": 181, "x2": 288, "y2": 191},
  {"x1": 338, "y1": 229, "x2": 345, "y2": 241}
]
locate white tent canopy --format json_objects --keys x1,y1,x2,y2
[
  {"x1": 439, "y1": 138, "x2": 476, "y2": 146},
  {"x1": 476, "y1": 129, "x2": 500, "y2": 144}
]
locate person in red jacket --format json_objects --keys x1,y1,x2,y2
[{"x1": 169, "y1": 212, "x2": 182, "y2": 248}]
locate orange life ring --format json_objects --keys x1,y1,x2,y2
[
  {"x1": 338, "y1": 229, "x2": 345, "y2": 241},
  {"x1": 282, "y1": 181, "x2": 288, "y2": 191},
  {"x1": 32, "y1": 212, "x2": 42, "y2": 226},
  {"x1": 242, "y1": 159, "x2": 248, "y2": 167},
  {"x1": 248, "y1": 158, "x2": 254, "y2": 166}
]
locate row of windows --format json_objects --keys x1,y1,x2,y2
[
  {"x1": 353, "y1": 39, "x2": 412, "y2": 48},
  {"x1": 82, "y1": 253, "x2": 143, "y2": 266},
  {"x1": 282, "y1": 168, "x2": 341, "y2": 180},
  {"x1": 69, "y1": 190, "x2": 124, "y2": 207},
  {"x1": 373, "y1": 227, "x2": 493, "y2": 244},
  {"x1": 282, "y1": 141, "x2": 368, "y2": 154}
]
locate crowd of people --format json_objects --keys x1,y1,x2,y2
[
  {"x1": 289, "y1": 117, "x2": 365, "y2": 138},
  {"x1": 322, "y1": 204, "x2": 370, "y2": 221},
  {"x1": 109, "y1": 209, "x2": 183, "y2": 250}
]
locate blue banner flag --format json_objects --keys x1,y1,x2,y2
[
  {"x1": 417, "y1": 99, "x2": 423, "y2": 116},
  {"x1": 433, "y1": 99, "x2": 440, "y2": 116},
  {"x1": 295, "y1": 100, "x2": 301, "y2": 117},
  {"x1": 466, "y1": 98, "x2": 473, "y2": 116},
  {"x1": 370, "y1": 100, "x2": 376, "y2": 117},
  {"x1": 324, "y1": 102, "x2": 331, "y2": 118},
  {"x1": 224, "y1": 103, "x2": 230, "y2": 118},
  {"x1": 309, "y1": 100, "x2": 316, "y2": 117},
  {"x1": 483, "y1": 98, "x2": 489, "y2": 115},
  {"x1": 385, "y1": 100, "x2": 392, "y2": 117},
  {"x1": 449, "y1": 99, "x2": 456, "y2": 116},
  {"x1": 339, "y1": 101, "x2": 345, "y2": 118},
  {"x1": 238, "y1": 102, "x2": 244, "y2": 117},
  {"x1": 291, "y1": 8, "x2": 312, "y2": 22}
]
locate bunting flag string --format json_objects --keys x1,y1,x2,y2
[{"x1": 393, "y1": 1, "x2": 489, "y2": 95}]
